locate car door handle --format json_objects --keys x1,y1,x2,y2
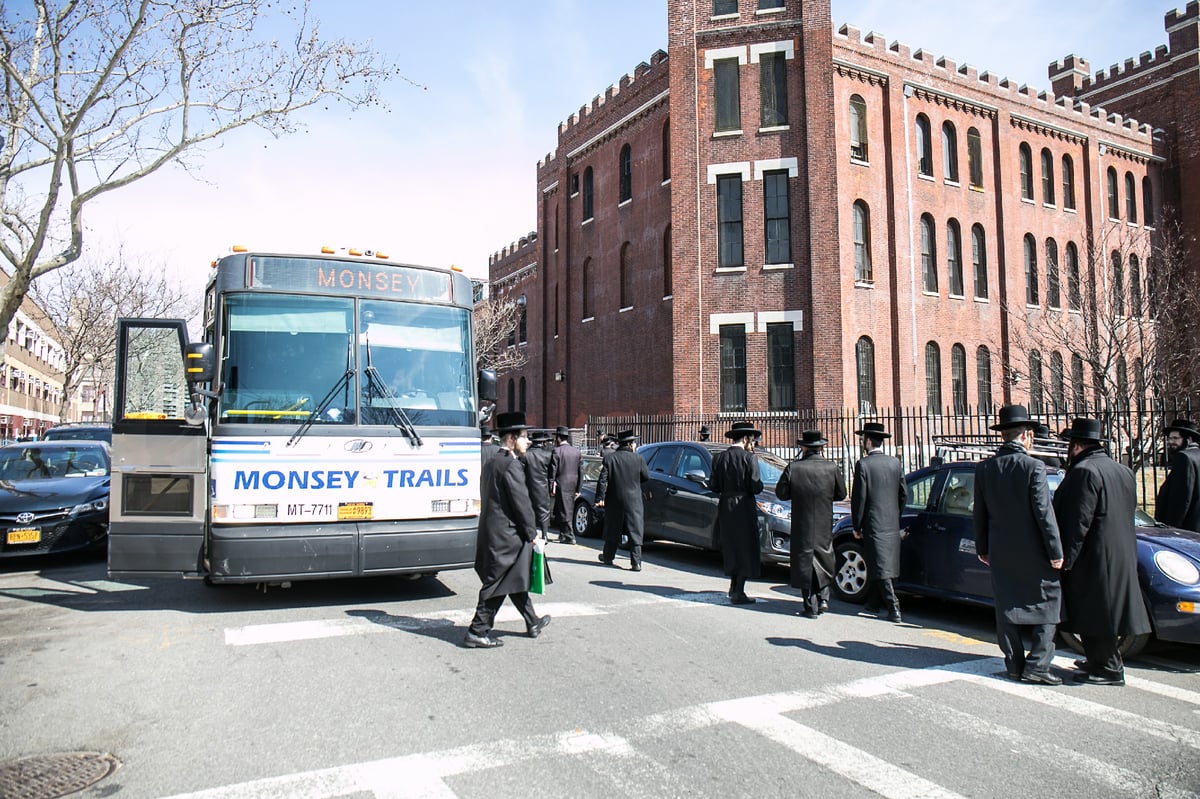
[{"x1": 667, "y1": 488, "x2": 679, "y2": 496}]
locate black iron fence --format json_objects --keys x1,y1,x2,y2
[{"x1": 589, "y1": 398, "x2": 1196, "y2": 514}]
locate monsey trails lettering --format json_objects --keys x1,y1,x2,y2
[
  {"x1": 247, "y1": 257, "x2": 452, "y2": 302},
  {"x1": 232, "y1": 468, "x2": 470, "y2": 491},
  {"x1": 383, "y1": 468, "x2": 470, "y2": 488}
]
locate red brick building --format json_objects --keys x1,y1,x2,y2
[{"x1": 489, "y1": 0, "x2": 1173, "y2": 429}]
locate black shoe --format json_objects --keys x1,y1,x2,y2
[
  {"x1": 630, "y1": 564, "x2": 642, "y2": 572},
  {"x1": 1021, "y1": 670, "x2": 1063, "y2": 686},
  {"x1": 559, "y1": 537, "x2": 576, "y2": 545},
  {"x1": 803, "y1": 608, "x2": 819, "y2": 619},
  {"x1": 1004, "y1": 671, "x2": 1022, "y2": 681},
  {"x1": 463, "y1": 632, "x2": 504, "y2": 649},
  {"x1": 598, "y1": 554, "x2": 615, "y2": 565},
  {"x1": 1076, "y1": 672, "x2": 1125, "y2": 686},
  {"x1": 888, "y1": 612, "x2": 903, "y2": 623},
  {"x1": 526, "y1": 615, "x2": 552, "y2": 639},
  {"x1": 863, "y1": 604, "x2": 882, "y2": 613},
  {"x1": 818, "y1": 599, "x2": 830, "y2": 613},
  {"x1": 731, "y1": 594, "x2": 757, "y2": 605}
]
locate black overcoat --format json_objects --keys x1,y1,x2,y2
[
  {"x1": 711, "y1": 445, "x2": 763, "y2": 579},
  {"x1": 1054, "y1": 446, "x2": 1152, "y2": 636},
  {"x1": 549, "y1": 443, "x2": 584, "y2": 529},
  {"x1": 523, "y1": 444, "x2": 553, "y2": 531},
  {"x1": 776, "y1": 451, "x2": 847, "y2": 591},
  {"x1": 474, "y1": 449, "x2": 537, "y2": 599},
  {"x1": 596, "y1": 447, "x2": 648, "y2": 546},
  {"x1": 850, "y1": 450, "x2": 906, "y2": 580},
  {"x1": 973, "y1": 441, "x2": 1063, "y2": 624},
  {"x1": 1155, "y1": 443, "x2": 1200, "y2": 533}
]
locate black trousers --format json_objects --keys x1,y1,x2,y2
[
  {"x1": 865, "y1": 577, "x2": 901, "y2": 614},
  {"x1": 1079, "y1": 634, "x2": 1124, "y2": 677},
  {"x1": 995, "y1": 615, "x2": 1056, "y2": 675},
  {"x1": 468, "y1": 591, "x2": 538, "y2": 636},
  {"x1": 602, "y1": 538, "x2": 642, "y2": 569}
]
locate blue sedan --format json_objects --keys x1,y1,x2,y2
[{"x1": 831, "y1": 460, "x2": 1200, "y2": 656}]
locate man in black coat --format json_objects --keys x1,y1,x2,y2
[
  {"x1": 850, "y1": 421, "x2": 907, "y2": 622},
  {"x1": 1055, "y1": 418, "x2": 1152, "y2": 686},
  {"x1": 596, "y1": 430, "x2": 649, "y2": 570},
  {"x1": 464, "y1": 412, "x2": 551, "y2": 649},
  {"x1": 974, "y1": 405, "x2": 1064, "y2": 685},
  {"x1": 549, "y1": 426, "x2": 584, "y2": 544},
  {"x1": 1155, "y1": 418, "x2": 1200, "y2": 533},
  {"x1": 712, "y1": 422, "x2": 764, "y2": 604},
  {"x1": 523, "y1": 430, "x2": 554, "y2": 538},
  {"x1": 480, "y1": 425, "x2": 497, "y2": 463},
  {"x1": 776, "y1": 429, "x2": 847, "y2": 617}
]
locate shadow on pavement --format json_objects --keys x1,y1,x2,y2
[
  {"x1": 345, "y1": 608, "x2": 464, "y2": 646},
  {"x1": 766, "y1": 636, "x2": 972, "y2": 669}
]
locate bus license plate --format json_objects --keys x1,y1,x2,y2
[
  {"x1": 337, "y1": 502, "x2": 373, "y2": 521},
  {"x1": 7, "y1": 528, "x2": 41, "y2": 545}
]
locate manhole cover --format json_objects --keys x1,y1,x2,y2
[{"x1": 0, "y1": 752, "x2": 120, "y2": 799}]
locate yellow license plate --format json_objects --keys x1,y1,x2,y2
[
  {"x1": 7, "y1": 528, "x2": 41, "y2": 545},
  {"x1": 337, "y1": 502, "x2": 373, "y2": 521}
]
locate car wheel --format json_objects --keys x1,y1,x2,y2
[
  {"x1": 574, "y1": 502, "x2": 595, "y2": 538},
  {"x1": 1057, "y1": 629, "x2": 1151, "y2": 659},
  {"x1": 833, "y1": 539, "x2": 870, "y2": 604}
]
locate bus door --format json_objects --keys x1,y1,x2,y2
[{"x1": 108, "y1": 319, "x2": 211, "y2": 579}]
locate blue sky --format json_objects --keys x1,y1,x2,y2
[{"x1": 85, "y1": 1, "x2": 1164, "y2": 298}]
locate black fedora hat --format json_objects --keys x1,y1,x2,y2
[
  {"x1": 725, "y1": 421, "x2": 761, "y2": 439},
  {"x1": 854, "y1": 421, "x2": 890, "y2": 438},
  {"x1": 480, "y1": 425, "x2": 492, "y2": 440},
  {"x1": 530, "y1": 429, "x2": 552, "y2": 443},
  {"x1": 1164, "y1": 418, "x2": 1200, "y2": 440},
  {"x1": 990, "y1": 404, "x2": 1036, "y2": 431},
  {"x1": 554, "y1": 426, "x2": 571, "y2": 437},
  {"x1": 493, "y1": 412, "x2": 529, "y2": 435},
  {"x1": 616, "y1": 429, "x2": 638, "y2": 443},
  {"x1": 797, "y1": 429, "x2": 827, "y2": 448},
  {"x1": 1059, "y1": 417, "x2": 1107, "y2": 443}
]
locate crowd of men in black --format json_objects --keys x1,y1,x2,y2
[{"x1": 465, "y1": 407, "x2": 1200, "y2": 688}]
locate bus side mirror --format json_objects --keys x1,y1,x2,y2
[
  {"x1": 478, "y1": 369, "x2": 497, "y2": 402},
  {"x1": 185, "y1": 342, "x2": 215, "y2": 384}
]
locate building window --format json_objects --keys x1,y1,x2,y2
[
  {"x1": 758, "y1": 0, "x2": 784, "y2": 8},
  {"x1": 1046, "y1": 239, "x2": 1060, "y2": 309},
  {"x1": 942, "y1": 122, "x2": 958, "y2": 182},
  {"x1": 519, "y1": 295, "x2": 528, "y2": 342},
  {"x1": 553, "y1": 290, "x2": 559, "y2": 337},
  {"x1": 1135, "y1": 357, "x2": 1146, "y2": 408},
  {"x1": 1117, "y1": 355, "x2": 1129, "y2": 405},
  {"x1": 1062, "y1": 155, "x2": 1076, "y2": 210},
  {"x1": 1029, "y1": 350, "x2": 1044, "y2": 414},
  {"x1": 619, "y1": 144, "x2": 632, "y2": 203},
  {"x1": 1112, "y1": 251, "x2": 1125, "y2": 316},
  {"x1": 849, "y1": 95, "x2": 868, "y2": 161},
  {"x1": 714, "y1": 58, "x2": 741, "y2": 132},
  {"x1": 663, "y1": 226, "x2": 673, "y2": 297},
  {"x1": 1143, "y1": 176, "x2": 1154, "y2": 226},
  {"x1": 1024, "y1": 233, "x2": 1038, "y2": 305},
  {"x1": 976, "y1": 345, "x2": 992, "y2": 413},
  {"x1": 925, "y1": 341, "x2": 942, "y2": 413},
  {"x1": 582, "y1": 166, "x2": 594, "y2": 221},
  {"x1": 1125, "y1": 172, "x2": 1137, "y2": 223},
  {"x1": 570, "y1": 173, "x2": 579, "y2": 195},
  {"x1": 916, "y1": 114, "x2": 932, "y2": 176},
  {"x1": 760, "y1": 52, "x2": 788, "y2": 127},
  {"x1": 856, "y1": 336, "x2": 876, "y2": 414},
  {"x1": 581, "y1": 257, "x2": 591, "y2": 318},
  {"x1": 920, "y1": 214, "x2": 938, "y2": 293},
  {"x1": 1019, "y1": 143, "x2": 1033, "y2": 200},
  {"x1": 946, "y1": 219, "x2": 963, "y2": 296},
  {"x1": 1050, "y1": 351, "x2": 1065, "y2": 413},
  {"x1": 1107, "y1": 166, "x2": 1119, "y2": 219},
  {"x1": 1040, "y1": 148, "x2": 1055, "y2": 205},
  {"x1": 1071, "y1": 353, "x2": 1086, "y2": 411},
  {"x1": 519, "y1": 377, "x2": 527, "y2": 413},
  {"x1": 853, "y1": 200, "x2": 872, "y2": 281},
  {"x1": 662, "y1": 121, "x2": 671, "y2": 182},
  {"x1": 714, "y1": 0, "x2": 737, "y2": 14},
  {"x1": 620, "y1": 242, "x2": 633, "y2": 309},
  {"x1": 506, "y1": 379, "x2": 515, "y2": 412},
  {"x1": 971, "y1": 224, "x2": 988, "y2": 300},
  {"x1": 951, "y1": 343, "x2": 967, "y2": 414},
  {"x1": 967, "y1": 127, "x2": 983, "y2": 188},
  {"x1": 717, "y1": 174, "x2": 744, "y2": 267},
  {"x1": 763, "y1": 170, "x2": 791, "y2": 264},
  {"x1": 1066, "y1": 242, "x2": 1081, "y2": 311},
  {"x1": 1129, "y1": 254, "x2": 1142, "y2": 317},
  {"x1": 767, "y1": 323, "x2": 794, "y2": 411},
  {"x1": 719, "y1": 324, "x2": 747, "y2": 412}
]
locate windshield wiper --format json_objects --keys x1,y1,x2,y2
[
  {"x1": 362, "y1": 364, "x2": 423, "y2": 448},
  {"x1": 288, "y1": 334, "x2": 354, "y2": 447}
]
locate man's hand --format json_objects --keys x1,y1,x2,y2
[
  {"x1": 977, "y1": 554, "x2": 990, "y2": 565},
  {"x1": 1050, "y1": 558, "x2": 1064, "y2": 570},
  {"x1": 596, "y1": 500, "x2": 605, "y2": 508},
  {"x1": 852, "y1": 529, "x2": 862, "y2": 540}
]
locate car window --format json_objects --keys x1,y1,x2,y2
[
  {"x1": 906, "y1": 472, "x2": 938, "y2": 511},
  {"x1": 938, "y1": 470, "x2": 975, "y2": 516},
  {"x1": 645, "y1": 445, "x2": 679, "y2": 475},
  {"x1": 674, "y1": 448, "x2": 708, "y2": 479}
]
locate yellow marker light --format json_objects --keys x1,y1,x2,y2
[
  {"x1": 1179, "y1": 601, "x2": 1198, "y2": 615},
  {"x1": 450, "y1": 264, "x2": 463, "y2": 272},
  {"x1": 348, "y1": 248, "x2": 363, "y2": 256},
  {"x1": 321, "y1": 246, "x2": 335, "y2": 254},
  {"x1": 231, "y1": 245, "x2": 248, "y2": 253},
  {"x1": 375, "y1": 251, "x2": 389, "y2": 259}
]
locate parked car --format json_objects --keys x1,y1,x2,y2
[
  {"x1": 0, "y1": 441, "x2": 111, "y2": 558},
  {"x1": 42, "y1": 423, "x2": 112, "y2": 444},
  {"x1": 574, "y1": 454, "x2": 606, "y2": 538},
  {"x1": 830, "y1": 459, "x2": 1200, "y2": 656}
]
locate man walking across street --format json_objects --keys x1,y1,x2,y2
[
  {"x1": 464, "y1": 412, "x2": 551, "y2": 649},
  {"x1": 1155, "y1": 418, "x2": 1200, "y2": 533},
  {"x1": 1054, "y1": 418, "x2": 1152, "y2": 686},
  {"x1": 523, "y1": 430, "x2": 554, "y2": 538},
  {"x1": 776, "y1": 429, "x2": 847, "y2": 618},
  {"x1": 596, "y1": 430, "x2": 649, "y2": 570},
  {"x1": 549, "y1": 426, "x2": 583, "y2": 544},
  {"x1": 850, "y1": 421, "x2": 907, "y2": 622},
  {"x1": 712, "y1": 421, "x2": 764, "y2": 604},
  {"x1": 973, "y1": 405, "x2": 1064, "y2": 685}
]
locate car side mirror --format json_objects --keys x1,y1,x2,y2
[{"x1": 684, "y1": 470, "x2": 709, "y2": 488}]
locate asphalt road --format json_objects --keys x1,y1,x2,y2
[{"x1": 2, "y1": 537, "x2": 1198, "y2": 799}]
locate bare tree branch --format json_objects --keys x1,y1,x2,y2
[{"x1": 473, "y1": 296, "x2": 527, "y2": 375}]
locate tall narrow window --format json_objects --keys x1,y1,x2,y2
[
  {"x1": 1040, "y1": 148, "x2": 1055, "y2": 205},
  {"x1": 1129, "y1": 254, "x2": 1142, "y2": 317},
  {"x1": 1112, "y1": 251, "x2": 1125, "y2": 316},
  {"x1": 1125, "y1": 172, "x2": 1137, "y2": 223},
  {"x1": 581, "y1": 257, "x2": 592, "y2": 319},
  {"x1": 719, "y1": 324, "x2": 747, "y2": 412},
  {"x1": 619, "y1": 243, "x2": 633, "y2": 309},
  {"x1": 925, "y1": 342, "x2": 942, "y2": 413},
  {"x1": 1071, "y1": 353, "x2": 1086, "y2": 411},
  {"x1": 506, "y1": 379, "x2": 515, "y2": 412},
  {"x1": 662, "y1": 226, "x2": 673, "y2": 297},
  {"x1": 582, "y1": 166, "x2": 594, "y2": 221},
  {"x1": 553, "y1": 291, "x2": 559, "y2": 337},
  {"x1": 1143, "y1": 176, "x2": 1154, "y2": 226},
  {"x1": 1107, "y1": 166, "x2": 1119, "y2": 219},
  {"x1": 1029, "y1": 350, "x2": 1044, "y2": 413},
  {"x1": 971, "y1": 224, "x2": 988, "y2": 300},
  {"x1": 849, "y1": 95, "x2": 868, "y2": 161},
  {"x1": 920, "y1": 214, "x2": 938, "y2": 293},
  {"x1": 713, "y1": 0, "x2": 737, "y2": 14},
  {"x1": 618, "y1": 144, "x2": 632, "y2": 203},
  {"x1": 1062, "y1": 155, "x2": 1076, "y2": 210},
  {"x1": 946, "y1": 219, "x2": 963, "y2": 296},
  {"x1": 760, "y1": 51, "x2": 788, "y2": 127},
  {"x1": 519, "y1": 296, "x2": 528, "y2": 343},
  {"x1": 767, "y1": 323, "x2": 795, "y2": 411},
  {"x1": 763, "y1": 170, "x2": 791, "y2": 264},
  {"x1": 662, "y1": 121, "x2": 671, "y2": 182},
  {"x1": 1050, "y1": 352, "x2": 1066, "y2": 412},
  {"x1": 942, "y1": 121, "x2": 959, "y2": 182},
  {"x1": 1066, "y1": 242, "x2": 1081, "y2": 311},
  {"x1": 758, "y1": 0, "x2": 784, "y2": 8},
  {"x1": 916, "y1": 114, "x2": 932, "y2": 176},
  {"x1": 853, "y1": 200, "x2": 872, "y2": 281},
  {"x1": 714, "y1": 58, "x2": 741, "y2": 132},
  {"x1": 519, "y1": 377, "x2": 527, "y2": 413},
  {"x1": 1117, "y1": 355, "x2": 1130, "y2": 405},
  {"x1": 976, "y1": 346, "x2": 993, "y2": 413},
  {"x1": 951, "y1": 343, "x2": 967, "y2": 414},
  {"x1": 1134, "y1": 357, "x2": 1146, "y2": 408},
  {"x1": 1019, "y1": 143, "x2": 1033, "y2": 200},
  {"x1": 1046, "y1": 238, "x2": 1060, "y2": 309},
  {"x1": 967, "y1": 127, "x2": 983, "y2": 188},
  {"x1": 856, "y1": 336, "x2": 876, "y2": 414},
  {"x1": 717, "y1": 174, "x2": 744, "y2": 267},
  {"x1": 1024, "y1": 233, "x2": 1038, "y2": 305}
]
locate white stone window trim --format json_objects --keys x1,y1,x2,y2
[
  {"x1": 749, "y1": 41, "x2": 795, "y2": 62},
  {"x1": 582, "y1": 316, "x2": 595, "y2": 324},
  {"x1": 763, "y1": 263, "x2": 794, "y2": 271},
  {"x1": 710, "y1": 313, "x2": 755, "y2": 334},
  {"x1": 707, "y1": 162, "x2": 753, "y2": 183},
  {"x1": 713, "y1": 130, "x2": 744, "y2": 139},
  {"x1": 619, "y1": 306, "x2": 633, "y2": 313},
  {"x1": 756, "y1": 311, "x2": 803, "y2": 332},
  {"x1": 618, "y1": 198, "x2": 632, "y2": 209},
  {"x1": 758, "y1": 125, "x2": 791, "y2": 134},
  {"x1": 714, "y1": 266, "x2": 748, "y2": 274},
  {"x1": 752, "y1": 157, "x2": 799, "y2": 179},
  {"x1": 704, "y1": 46, "x2": 748, "y2": 69}
]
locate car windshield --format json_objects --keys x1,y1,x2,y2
[
  {"x1": 43, "y1": 428, "x2": 111, "y2": 443},
  {"x1": 754, "y1": 449, "x2": 789, "y2": 488},
  {"x1": 0, "y1": 446, "x2": 109, "y2": 480},
  {"x1": 1039, "y1": 469, "x2": 1156, "y2": 528}
]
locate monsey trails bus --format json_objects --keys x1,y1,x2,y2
[{"x1": 107, "y1": 248, "x2": 496, "y2": 585}]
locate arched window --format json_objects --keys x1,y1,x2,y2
[
  {"x1": 1062, "y1": 154, "x2": 1076, "y2": 210},
  {"x1": 967, "y1": 127, "x2": 983, "y2": 188},
  {"x1": 1050, "y1": 351, "x2": 1065, "y2": 412},
  {"x1": 519, "y1": 294, "x2": 528, "y2": 342},
  {"x1": 1029, "y1": 350, "x2": 1044, "y2": 413},
  {"x1": 1046, "y1": 238, "x2": 1060, "y2": 309},
  {"x1": 1125, "y1": 172, "x2": 1137, "y2": 223},
  {"x1": 1129, "y1": 254, "x2": 1142, "y2": 317},
  {"x1": 663, "y1": 226, "x2": 673, "y2": 297},
  {"x1": 942, "y1": 121, "x2": 959, "y2": 182},
  {"x1": 1071, "y1": 353, "x2": 1086, "y2": 411},
  {"x1": 972, "y1": 224, "x2": 988, "y2": 299},
  {"x1": 976, "y1": 346, "x2": 993, "y2": 413},
  {"x1": 1134, "y1": 357, "x2": 1146, "y2": 408},
  {"x1": 853, "y1": 200, "x2": 872, "y2": 282},
  {"x1": 1107, "y1": 166, "x2": 1119, "y2": 219},
  {"x1": 1143, "y1": 176, "x2": 1154, "y2": 226},
  {"x1": 619, "y1": 242, "x2": 633, "y2": 309},
  {"x1": 1117, "y1": 355, "x2": 1129, "y2": 406},
  {"x1": 583, "y1": 166, "x2": 594, "y2": 221},
  {"x1": 1019, "y1": 143, "x2": 1033, "y2": 200},
  {"x1": 1066, "y1": 242, "x2": 1081, "y2": 310},
  {"x1": 1041, "y1": 148, "x2": 1055, "y2": 205},
  {"x1": 849, "y1": 95, "x2": 868, "y2": 161},
  {"x1": 916, "y1": 114, "x2": 932, "y2": 176},
  {"x1": 619, "y1": 144, "x2": 632, "y2": 203},
  {"x1": 920, "y1": 213, "x2": 938, "y2": 292},
  {"x1": 951, "y1": 343, "x2": 967, "y2": 414},
  {"x1": 925, "y1": 342, "x2": 942, "y2": 413},
  {"x1": 856, "y1": 336, "x2": 876, "y2": 414},
  {"x1": 581, "y1": 257, "x2": 592, "y2": 319},
  {"x1": 506, "y1": 378, "x2": 516, "y2": 412},
  {"x1": 946, "y1": 219, "x2": 963, "y2": 296},
  {"x1": 662, "y1": 121, "x2": 671, "y2": 182},
  {"x1": 1024, "y1": 233, "x2": 1038, "y2": 305},
  {"x1": 519, "y1": 377, "x2": 527, "y2": 413},
  {"x1": 1111, "y1": 251, "x2": 1125, "y2": 316}
]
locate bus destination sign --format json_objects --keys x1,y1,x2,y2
[{"x1": 248, "y1": 256, "x2": 452, "y2": 303}]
